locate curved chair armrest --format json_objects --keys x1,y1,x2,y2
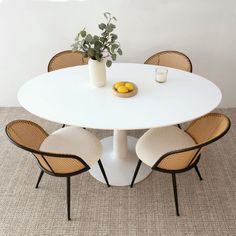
[
  {"x1": 34, "y1": 151, "x2": 90, "y2": 177},
  {"x1": 153, "y1": 145, "x2": 202, "y2": 172}
]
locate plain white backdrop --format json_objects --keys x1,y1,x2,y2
[{"x1": 0, "y1": 0, "x2": 235, "y2": 107}]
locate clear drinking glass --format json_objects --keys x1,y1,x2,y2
[{"x1": 155, "y1": 68, "x2": 168, "y2": 83}]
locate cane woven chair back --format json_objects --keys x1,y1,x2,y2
[
  {"x1": 145, "y1": 50, "x2": 192, "y2": 72},
  {"x1": 34, "y1": 154, "x2": 88, "y2": 175},
  {"x1": 48, "y1": 50, "x2": 88, "y2": 72},
  {"x1": 186, "y1": 113, "x2": 230, "y2": 144},
  {"x1": 153, "y1": 113, "x2": 230, "y2": 171},
  {"x1": 5, "y1": 120, "x2": 89, "y2": 175},
  {"x1": 6, "y1": 120, "x2": 48, "y2": 150}
]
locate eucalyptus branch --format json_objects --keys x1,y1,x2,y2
[{"x1": 71, "y1": 12, "x2": 122, "y2": 67}]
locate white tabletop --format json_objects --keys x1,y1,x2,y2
[{"x1": 18, "y1": 63, "x2": 221, "y2": 130}]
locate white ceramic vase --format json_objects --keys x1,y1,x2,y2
[{"x1": 88, "y1": 58, "x2": 106, "y2": 87}]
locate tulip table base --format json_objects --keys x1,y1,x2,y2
[{"x1": 89, "y1": 133, "x2": 152, "y2": 186}]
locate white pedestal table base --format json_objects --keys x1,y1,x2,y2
[{"x1": 89, "y1": 136, "x2": 152, "y2": 186}]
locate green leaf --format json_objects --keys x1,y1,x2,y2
[
  {"x1": 91, "y1": 35, "x2": 99, "y2": 44},
  {"x1": 106, "y1": 24, "x2": 114, "y2": 33},
  {"x1": 104, "y1": 12, "x2": 111, "y2": 20},
  {"x1": 98, "y1": 23, "x2": 106, "y2": 30},
  {"x1": 111, "y1": 44, "x2": 119, "y2": 50},
  {"x1": 111, "y1": 33, "x2": 118, "y2": 40},
  {"x1": 95, "y1": 54, "x2": 101, "y2": 61},
  {"x1": 93, "y1": 35, "x2": 99, "y2": 41},
  {"x1": 87, "y1": 48, "x2": 95, "y2": 58},
  {"x1": 106, "y1": 60, "x2": 112, "y2": 67},
  {"x1": 100, "y1": 37, "x2": 106, "y2": 43},
  {"x1": 117, "y1": 48, "x2": 122, "y2": 55},
  {"x1": 110, "y1": 23, "x2": 116, "y2": 29},
  {"x1": 85, "y1": 34, "x2": 93, "y2": 43},
  {"x1": 94, "y1": 42, "x2": 102, "y2": 52},
  {"x1": 111, "y1": 54, "x2": 116, "y2": 61},
  {"x1": 80, "y1": 30, "x2": 86, "y2": 38},
  {"x1": 112, "y1": 17, "x2": 117, "y2": 21}
]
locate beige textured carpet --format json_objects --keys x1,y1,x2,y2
[{"x1": 0, "y1": 108, "x2": 235, "y2": 236}]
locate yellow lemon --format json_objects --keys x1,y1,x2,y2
[
  {"x1": 117, "y1": 85, "x2": 129, "y2": 93},
  {"x1": 125, "y1": 82, "x2": 134, "y2": 91},
  {"x1": 114, "y1": 82, "x2": 125, "y2": 90}
]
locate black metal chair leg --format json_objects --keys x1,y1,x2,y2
[
  {"x1": 35, "y1": 170, "x2": 44, "y2": 189},
  {"x1": 194, "y1": 165, "x2": 203, "y2": 181},
  {"x1": 130, "y1": 160, "x2": 142, "y2": 188},
  {"x1": 67, "y1": 176, "x2": 71, "y2": 221},
  {"x1": 172, "y1": 173, "x2": 180, "y2": 216},
  {"x1": 98, "y1": 160, "x2": 110, "y2": 187}
]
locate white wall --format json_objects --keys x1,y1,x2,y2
[{"x1": 0, "y1": 0, "x2": 235, "y2": 107}]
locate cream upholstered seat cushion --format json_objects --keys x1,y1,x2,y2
[
  {"x1": 40, "y1": 126, "x2": 102, "y2": 167},
  {"x1": 136, "y1": 126, "x2": 196, "y2": 167}
]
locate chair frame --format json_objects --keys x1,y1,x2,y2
[
  {"x1": 144, "y1": 50, "x2": 193, "y2": 73},
  {"x1": 5, "y1": 120, "x2": 110, "y2": 220},
  {"x1": 47, "y1": 50, "x2": 88, "y2": 72},
  {"x1": 131, "y1": 113, "x2": 231, "y2": 216}
]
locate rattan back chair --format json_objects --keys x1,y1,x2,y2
[
  {"x1": 48, "y1": 50, "x2": 88, "y2": 72},
  {"x1": 5, "y1": 120, "x2": 110, "y2": 220},
  {"x1": 144, "y1": 50, "x2": 193, "y2": 72},
  {"x1": 131, "y1": 113, "x2": 230, "y2": 216}
]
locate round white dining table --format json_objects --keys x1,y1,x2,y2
[{"x1": 18, "y1": 63, "x2": 222, "y2": 186}]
